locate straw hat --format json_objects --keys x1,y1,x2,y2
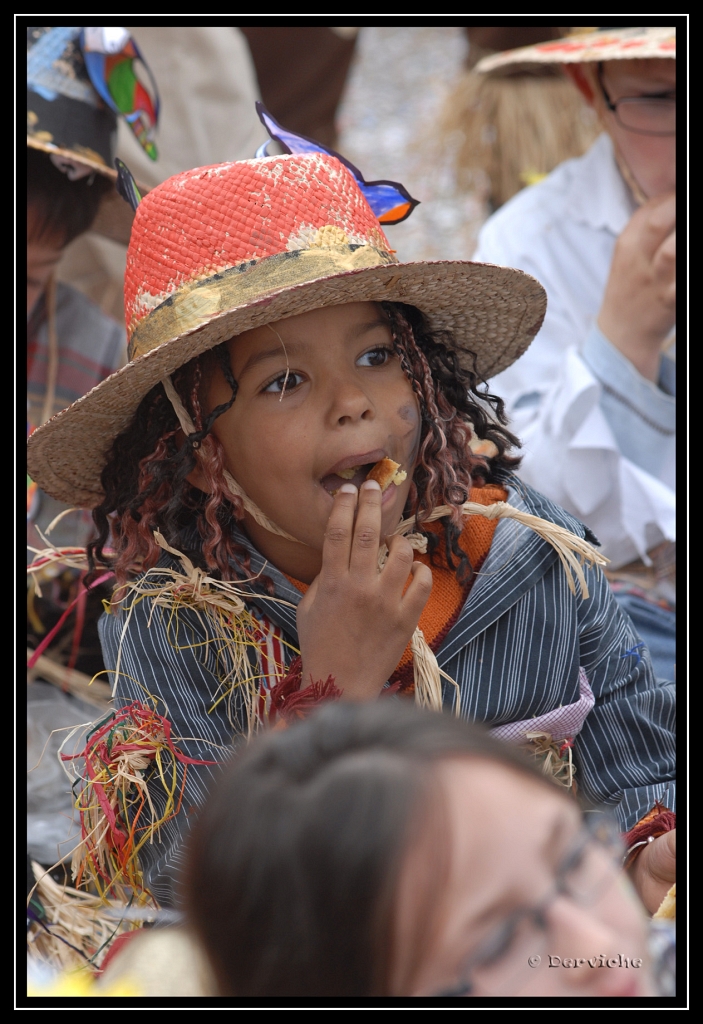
[
  {"x1": 27, "y1": 26, "x2": 158, "y2": 244},
  {"x1": 27, "y1": 150, "x2": 547, "y2": 508},
  {"x1": 475, "y1": 27, "x2": 676, "y2": 77}
]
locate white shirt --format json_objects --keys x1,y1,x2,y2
[{"x1": 474, "y1": 133, "x2": 675, "y2": 570}]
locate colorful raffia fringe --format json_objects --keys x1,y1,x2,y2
[
  {"x1": 268, "y1": 656, "x2": 342, "y2": 728},
  {"x1": 59, "y1": 701, "x2": 219, "y2": 901}
]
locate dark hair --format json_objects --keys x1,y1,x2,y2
[
  {"x1": 87, "y1": 303, "x2": 521, "y2": 588},
  {"x1": 184, "y1": 700, "x2": 556, "y2": 998},
  {"x1": 27, "y1": 146, "x2": 112, "y2": 247}
]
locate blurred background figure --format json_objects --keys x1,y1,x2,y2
[
  {"x1": 26, "y1": 25, "x2": 158, "y2": 871},
  {"x1": 443, "y1": 27, "x2": 600, "y2": 211},
  {"x1": 240, "y1": 26, "x2": 358, "y2": 149},
  {"x1": 181, "y1": 702, "x2": 669, "y2": 998},
  {"x1": 473, "y1": 28, "x2": 676, "y2": 682},
  {"x1": 337, "y1": 26, "x2": 484, "y2": 263},
  {"x1": 56, "y1": 27, "x2": 267, "y2": 323}
]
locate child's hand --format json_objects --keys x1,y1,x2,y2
[
  {"x1": 296, "y1": 480, "x2": 433, "y2": 701},
  {"x1": 628, "y1": 829, "x2": 676, "y2": 916}
]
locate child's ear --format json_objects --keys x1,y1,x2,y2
[{"x1": 562, "y1": 63, "x2": 597, "y2": 106}]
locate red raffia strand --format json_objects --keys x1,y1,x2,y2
[
  {"x1": 268, "y1": 656, "x2": 342, "y2": 727},
  {"x1": 61, "y1": 701, "x2": 219, "y2": 899},
  {"x1": 67, "y1": 571, "x2": 88, "y2": 673},
  {"x1": 624, "y1": 801, "x2": 676, "y2": 855},
  {"x1": 27, "y1": 572, "x2": 114, "y2": 669}
]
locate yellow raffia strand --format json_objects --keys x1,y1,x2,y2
[
  {"x1": 393, "y1": 500, "x2": 608, "y2": 598},
  {"x1": 110, "y1": 531, "x2": 297, "y2": 738},
  {"x1": 525, "y1": 732, "x2": 576, "y2": 791},
  {"x1": 27, "y1": 507, "x2": 93, "y2": 597}
]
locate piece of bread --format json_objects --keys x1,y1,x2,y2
[
  {"x1": 653, "y1": 883, "x2": 676, "y2": 921},
  {"x1": 366, "y1": 458, "x2": 407, "y2": 492}
]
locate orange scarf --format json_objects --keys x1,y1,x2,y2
[{"x1": 284, "y1": 484, "x2": 507, "y2": 690}]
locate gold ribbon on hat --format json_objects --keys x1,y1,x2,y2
[{"x1": 129, "y1": 245, "x2": 398, "y2": 360}]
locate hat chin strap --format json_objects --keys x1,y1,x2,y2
[{"x1": 161, "y1": 377, "x2": 302, "y2": 544}]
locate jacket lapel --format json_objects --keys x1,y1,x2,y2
[{"x1": 436, "y1": 480, "x2": 592, "y2": 666}]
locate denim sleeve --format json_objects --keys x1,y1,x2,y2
[{"x1": 581, "y1": 325, "x2": 676, "y2": 478}]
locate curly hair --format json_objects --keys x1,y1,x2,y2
[
  {"x1": 87, "y1": 303, "x2": 520, "y2": 588},
  {"x1": 382, "y1": 302, "x2": 520, "y2": 583}
]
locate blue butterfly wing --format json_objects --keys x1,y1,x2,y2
[
  {"x1": 358, "y1": 182, "x2": 419, "y2": 225},
  {"x1": 257, "y1": 103, "x2": 350, "y2": 160},
  {"x1": 256, "y1": 102, "x2": 419, "y2": 225}
]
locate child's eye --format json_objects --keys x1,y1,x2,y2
[
  {"x1": 357, "y1": 347, "x2": 393, "y2": 368},
  {"x1": 262, "y1": 371, "x2": 305, "y2": 394}
]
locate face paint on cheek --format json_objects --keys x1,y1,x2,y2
[{"x1": 397, "y1": 403, "x2": 417, "y2": 424}]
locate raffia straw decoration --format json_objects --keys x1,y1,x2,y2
[
  {"x1": 114, "y1": 531, "x2": 296, "y2": 734},
  {"x1": 441, "y1": 71, "x2": 600, "y2": 208},
  {"x1": 524, "y1": 732, "x2": 576, "y2": 791},
  {"x1": 394, "y1": 501, "x2": 608, "y2": 598},
  {"x1": 27, "y1": 861, "x2": 141, "y2": 974},
  {"x1": 387, "y1": 499, "x2": 607, "y2": 713},
  {"x1": 411, "y1": 627, "x2": 462, "y2": 716},
  {"x1": 58, "y1": 700, "x2": 221, "y2": 902},
  {"x1": 27, "y1": 544, "x2": 90, "y2": 597}
]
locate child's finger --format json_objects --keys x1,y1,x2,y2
[
  {"x1": 321, "y1": 484, "x2": 358, "y2": 582},
  {"x1": 380, "y1": 533, "x2": 416, "y2": 591},
  {"x1": 349, "y1": 479, "x2": 383, "y2": 577},
  {"x1": 401, "y1": 561, "x2": 433, "y2": 622}
]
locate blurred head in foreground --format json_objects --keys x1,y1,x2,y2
[{"x1": 185, "y1": 702, "x2": 653, "y2": 998}]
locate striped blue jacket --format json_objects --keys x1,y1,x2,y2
[{"x1": 99, "y1": 476, "x2": 675, "y2": 906}]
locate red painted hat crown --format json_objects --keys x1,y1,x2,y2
[{"x1": 124, "y1": 153, "x2": 393, "y2": 339}]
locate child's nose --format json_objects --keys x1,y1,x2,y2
[{"x1": 326, "y1": 376, "x2": 374, "y2": 425}]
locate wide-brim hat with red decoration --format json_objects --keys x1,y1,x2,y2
[
  {"x1": 475, "y1": 26, "x2": 676, "y2": 76},
  {"x1": 27, "y1": 113, "x2": 547, "y2": 508}
]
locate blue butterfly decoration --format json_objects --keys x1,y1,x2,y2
[{"x1": 255, "y1": 102, "x2": 419, "y2": 225}]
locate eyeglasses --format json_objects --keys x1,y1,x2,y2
[
  {"x1": 430, "y1": 812, "x2": 625, "y2": 998},
  {"x1": 597, "y1": 63, "x2": 676, "y2": 137}
]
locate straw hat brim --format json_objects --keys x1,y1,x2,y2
[
  {"x1": 476, "y1": 27, "x2": 676, "y2": 77},
  {"x1": 27, "y1": 256, "x2": 546, "y2": 508},
  {"x1": 27, "y1": 136, "x2": 147, "y2": 246}
]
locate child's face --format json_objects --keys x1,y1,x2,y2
[
  {"x1": 593, "y1": 59, "x2": 676, "y2": 198},
  {"x1": 393, "y1": 759, "x2": 654, "y2": 998},
  {"x1": 27, "y1": 204, "x2": 65, "y2": 317},
  {"x1": 205, "y1": 302, "x2": 421, "y2": 580}
]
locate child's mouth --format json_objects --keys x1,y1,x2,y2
[
  {"x1": 320, "y1": 458, "x2": 407, "y2": 496},
  {"x1": 321, "y1": 463, "x2": 376, "y2": 495}
]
